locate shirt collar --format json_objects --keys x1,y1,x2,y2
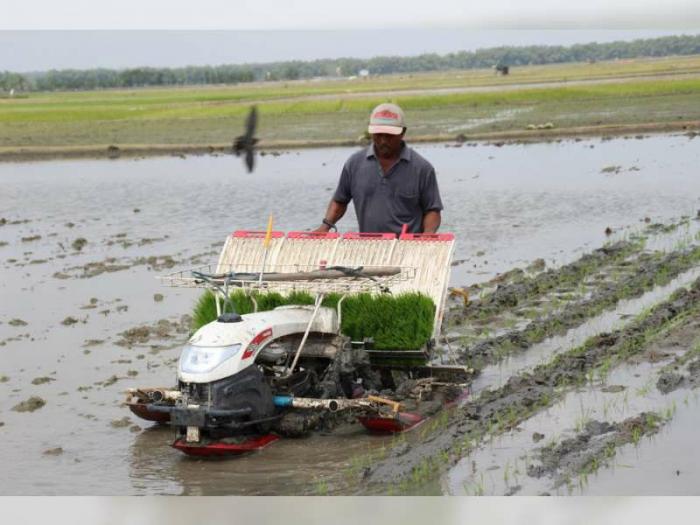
[{"x1": 366, "y1": 142, "x2": 412, "y2": 162}]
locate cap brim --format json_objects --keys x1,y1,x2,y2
[{"x1": 368, "y1": 125, "x2": 403, "y2": 135}]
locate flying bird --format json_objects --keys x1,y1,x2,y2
[{"x1": 233, "y1": 106, "x2": 259, "y2": 173}]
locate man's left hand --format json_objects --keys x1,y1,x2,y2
[{"x1": 422, "y1": 210, "x2": 441, "y2": 233}]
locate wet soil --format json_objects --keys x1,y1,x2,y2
[
  {"x1": 448, "y1": 240, "x2": 642, "y2": 322},
  {"x1": 115, "y1": 317, "x2": 191, "y2": 348},
  {"x1": 12, "y1": 396, "x2": 47, "y2": 413},
  {"x1": 449, "y1": 245, "x2": 700, "y2": 370},
  {"x1": 526, "y1": 413, "x2": 664, "y2": 492},
  {"x1": 352, "y1": 277, "x2": 700, "y2": 494},
  {"x1": 445, "y1": 308, "x2": 700, "y2": 496},
  {"x1": 1, "y1": 121, "x2": 698, "y2": 164},
  {"x1": 2, "y1": 135, "x2": 700, "y2": 495}
]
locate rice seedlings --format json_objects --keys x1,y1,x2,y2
[
  {"x1": 503, "y1": 461, "x2": 512, "y2": 486},
  {"x1": 596, "y1": 356, "x2": 614, "y2": 383},
  {"x1": 464, "y1": 472, "x2": 485, "y2": 496},
  {"x1": 604, "y1": 442, "x2": 617, "y2": 460},
  {"x1": 635, "y1": 378, "x2": 654, "y2": 397},
  {"x1": 630, "y1": 426, "x2": 642, "y2": 445},
  {"x1": 313, "y1": 478, "x2": 329, "y2": 495},
  {"x1": 574, "y1": 399, "x2": 593, "y2": 433},
  {"x1": 190, "y1": 290, "x2": 435, "y2": 349},
  {"x1": 578, "y1": 471, "x2": 589, "y2": 491}
]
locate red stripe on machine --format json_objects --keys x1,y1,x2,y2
[
  {"x1": 243, "y1": 328, "x2": 273, "y2": 359},
  {"x1": 232, "y1": 230, "x2": 284, "y2": 239}
]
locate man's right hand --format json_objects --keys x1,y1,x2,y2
[{"x1": 315, "y1": 200, "x2": 347, "y2": 233}]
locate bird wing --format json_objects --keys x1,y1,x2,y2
[
  {"x1": 244, "y1": 106, "x2": 258, "y2": 141},
  {"x1": 245, "y1": 148, "x2": 255, "y2": 172}
]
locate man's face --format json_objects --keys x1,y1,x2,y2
[{"x1": 372, "y1": 131, "x2": 405, "y2": 159}]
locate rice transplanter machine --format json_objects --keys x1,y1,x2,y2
[{"x1": 126, "y1": 229, "x2": 469, "y2": 456}]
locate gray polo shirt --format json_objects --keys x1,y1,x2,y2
[{"x1": 332, "y1": 143, "x2": 443, "y2": 234}]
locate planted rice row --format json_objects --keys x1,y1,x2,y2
[{"x1": 3, "y1": 77, "x2": 700, "y2": 123}]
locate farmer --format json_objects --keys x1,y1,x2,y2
[{"x1": 315, "y1": 103, "x2": 443, "y2": 235}]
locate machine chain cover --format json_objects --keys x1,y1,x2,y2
[{"x1": 171, "y1": 407, "x2": 207, "y2": 428}]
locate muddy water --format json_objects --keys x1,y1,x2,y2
[
  {"x1": 469, "y1": 266, "x2": 700, "y2": 396},
  {"x1": 1, "y1": 133, "x2": 700, "y2": 495},
  {"x1": 447, "y1": 358, "x2": 700, "y2": 496},
  {"x1": 580, "y1": 391, "x2": 700, "y2": 495}
]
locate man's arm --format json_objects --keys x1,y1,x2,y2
[
  {"x1": 314, "y1": 199, "x2": 348, "y2": 232},
  {"x1": 422, "y1": 210, "x2": 441, "y2": 233},
  {"x1": 316, "y1": 160, "x2": 352, "y2": 232},
  {"x1": 419, "y1": 166, "x2": 443, "y2": 234}
]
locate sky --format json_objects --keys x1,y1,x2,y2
[
  {"x1": 1, "y1": 1, "x2": 700, "y2": 71},
  {"x1": 3, "y1": 0, "x2": 700, "y2": 30},
  {"x1": 2, "y1": 30, "x2": 698, "y2": 72}
]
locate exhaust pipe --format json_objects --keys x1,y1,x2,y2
[
  {"x1": 147, "y1": 389, "x2": 182, "y2": 402},
  {"x1": 149, "y1": 390, "x2": 164, "y2": 402},
  {"x1": 127, "y1": 388, "x2": 182, "y2": 403}
]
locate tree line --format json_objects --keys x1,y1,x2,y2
[{"x1": 2, "y1": 33, "x2": 700, "y2": 93}]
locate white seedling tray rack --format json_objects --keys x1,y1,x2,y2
[{"x1": 161, "y1": 230, "x2": 455, "y2": 338}]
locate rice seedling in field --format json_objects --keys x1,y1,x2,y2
[
  {"x1": 3, "y1": 64, "x2": 700, "y2": 150},
  {"x1": 14, "y1": 77, "x2": 692, "y2": 121}
]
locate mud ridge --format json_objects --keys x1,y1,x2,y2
[
  {"x1": 353, "y1": 276, "x2": 700, "y2": 492},
  {"x1": 1, "y1": 121, "x2": 699, "y2": 163},
  {"x1": 448, "y1": 240, "x2": 641, "y2": 321},
  {"x1": 55, "y1": 254, "x2": 179, "y2": 279},
  {"x1": 527, "y1": 413, "x2": 666, "y2": 492},
  {"x1": 656, "y1": 344, "x2": 700, "y2": 394},
  {"x1": 458, "y1": 246, "x2": 700, "y2": 369}
]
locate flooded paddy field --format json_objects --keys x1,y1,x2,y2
[{"x1": 1, "y1": 133, "x2": 700, "y2": 495}]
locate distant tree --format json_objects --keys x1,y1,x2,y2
[
  {"x1": 11, "y1": 33, "x2": 700, "y2": 92},
  {"x1": 1, "y1": 71, "x2": 32, "y2": 91}
]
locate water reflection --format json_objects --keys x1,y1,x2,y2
[{"x1": 127, "y1": 419, "x2": 392, "y2": 495}]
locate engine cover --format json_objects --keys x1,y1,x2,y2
[{"x1": 178, "y1": 366, "x2": 275, "y2": 435}]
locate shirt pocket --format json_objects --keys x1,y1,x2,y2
[{"x1": 392, "y1": 190, "x2": 420, "y2": 220}]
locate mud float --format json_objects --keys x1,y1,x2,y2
[{"x1": 126, "y1": 230, "x2": 470, "y2": 456}]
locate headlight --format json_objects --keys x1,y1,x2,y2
[{"x1": 179, "y1": 344, "x2": 241, "y2": 374}]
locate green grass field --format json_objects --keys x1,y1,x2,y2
[{"x1": 2, "y1": 55, "x2": 700, "y2": 152}]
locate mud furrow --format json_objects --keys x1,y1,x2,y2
[
  {"x1": 468, "y1": 267, "x2": 700, "y2": 399},
  {"x1": 447, "y1": 318, "x2": 700, "y2": 496},
  {"x1": 446, "y1": 217, "x2": 700, "y2": 346},
  {"x1": 526, "y1": 412, "x2": 667, "y2": 493},
  {"x1": 656, "y1": 347, "x2": 700, "y2": 394},
  {"x1": 455, "y1": 246, "x2": 700, "y2": 370},
  {"x1": 349, "y1": 276, "x2": 700, "y2": 493},
  {"x1": 447, "y1": 240, "x2": 642, "y2": 323},
  {"x1": 444, "y1": 245, "x2": 653, "y2": 350}
]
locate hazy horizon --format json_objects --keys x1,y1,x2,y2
[{"x1": 2, "y1": 30, "x2": 699, "y2": 73}]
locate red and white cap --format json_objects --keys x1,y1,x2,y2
[{"x1": 368, "y1": 103, "x2": 405, "y2": 135}]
